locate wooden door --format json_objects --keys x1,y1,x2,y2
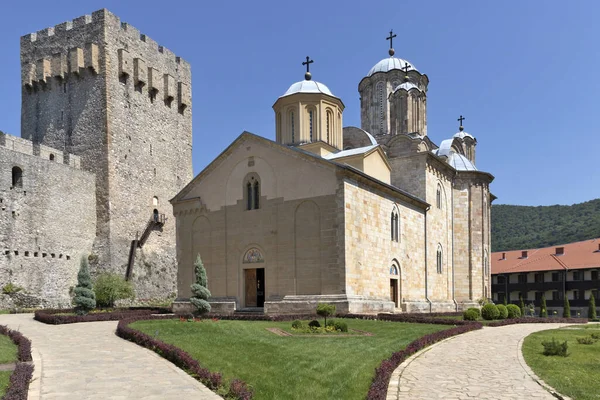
[
  {"x1": 390, "y1": 279, "x2": 398, "y2": 308},
  {"x1": 245, "y1": 269, "x2": 257, "y2": 307}
]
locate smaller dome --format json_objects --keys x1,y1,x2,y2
[
  {"x1": 281, "y1": 80, "x2": 334, "y2": 98},
  {"x1": 368, "y1": 57, "x2": 418, "y2": 77},
  {"x1": 393, "y1": 82, "x2": 421, "y2": 93},
  {"x1": 448, "y1": 153, "x2": 477, "y2": 171},
  {"x1": 453, "y1": 131, "x2": 475, "y2": 140}
]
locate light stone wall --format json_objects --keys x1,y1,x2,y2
[
  {"x1": 342, "y1": 178, "x2": 428, "y2": 312},
  {"x1": 0, "y1": 142, "x2": 96, "y2": 308}
]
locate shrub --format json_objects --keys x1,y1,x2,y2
[
  {"x1": 316, "y1": 303, "x2": 336, "y2": 327},
  {"x1": 334, "y1": 320, "x2": 348, "y2": 332},
  {"x1": 463, "y1": 309, "x2": 479, "y2": 321},
  {"x1": 308, "y1": 320, "x2": 320, "y2": 328},
  {"x1": 325, "y1": 319, "x2": 335, "y2": 328},
  {"x1": 496, "y1": 304, "x2": 508, "y2": 319},
  {"x1": 190, "y1": 253, "x2": 211, "y2": 315},
  {"x1": 481, "y1": 303, "x2": 499, "y2": 320},
  {"x1": 467, "y1": 307, "x2": 481, "y2": 318},
  {"x1": 2, "y1": 282, "x2": 23, "y2": 295},
  {"x1": 73, "y1": 256, "x2": 96, "y2": 315},
  {"x1": 519, "y1": 295, "x2": 526, "y2": 317},
  {"x1": 542, "y1": 338, "x2": 568, "y2": 357},
  {"x1": 291, "y1": 320, "x2": 304, "y2": 329},
  {"x1": 563, "y1": 298, "x2": 571, "y2": 318},
  {"x1": 94, "y1": 273, "x2": 135, "y2": 308},
  {"x1": 576, "y1": 336, "x2": 596, "y2": 345},
  {"x1": 589, "y1": 295, "x2": 597, "y2": 320},
  {"x1": 539, "y1": 296, "x2": 548, "y2": 317},
  {"x1": 506, "y1": 304, "x2": 522, "y2": 319},
  {"x1": 591, "y1": 332, "x2": 600, "y2": 340}
]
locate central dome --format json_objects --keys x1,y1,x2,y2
[
  {"x1": 367, "y1": 57, "x2": 418, "y2": 77},
  {"x1": 281, "y1": 80, "x2": 334, "y2": 98}
]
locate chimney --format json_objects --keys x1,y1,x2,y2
[
  {"x1": 555, "y1": 247, "x2": 565, "y2": 256},
  {"x1": 501, "y1": 252, "x2": 506, "y2": 260},
  {"x1": 521, "y1": 251, "x2": 528, "y2": 259}
]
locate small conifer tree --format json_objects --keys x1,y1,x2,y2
[
  {"x1": 503, "y1": 295, "x2": 507, "y2": 306},
  {"x1": 563, "y1": 297, "x2": 571, "y2": 318},
  {"x1": 519, "y1": 295, "x2": 526, "y2": 317},
  {"x1": 190, "y1": 254, "x2": 211, "y2": 315},
  {"x1": 588, "y1": 294, "x2": 597, "y2": 320},
  {"x1": 73, "y1": 256, "x2": 96, "y2": 315},
  {"x1": 540, "y1": 295, "x2": 548, "y2": 317}
]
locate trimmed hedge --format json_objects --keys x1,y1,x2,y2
[
  {"x1": 116, "y1": 315, "x2": 253, "y2": 399},
  {"x1": 374, "y1": 313, "x2": 479, "y2": 326},
  {"x1": 481, "y1": 304, "x2": 499, "y2": 320},
  {"x1": 486, "y1": 317, "x2": 587, "y2": 327},
  {"x1": 463, "y1": 309, "x2": 479, "y2": 321},
  {"x1": 506, "y1": 304, "x2": 521, "y2": 319},
  {"x1": 34, "y1": 307, "x2": 170, "y2": 325},
  {"x1": 366, "y1": 323, "x2": 482, "y2": 399},
  {"x1": 0, "y1": 325, "x2": 34, "y2": 400},
  {"x1": 496, "y1": 304, "x2": 508, "y2": 319}
]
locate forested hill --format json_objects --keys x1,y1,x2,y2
[{"x1": 491, "y1": 199, "x2": 600, "y2": 252}]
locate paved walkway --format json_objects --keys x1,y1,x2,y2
[
  {"x1": 0, "y1": 314, "x2": 221, "y2": 400},
  {"x1": 388, "y1": 323, "x2": 569, "y2": 400}
]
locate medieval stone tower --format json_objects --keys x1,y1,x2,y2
[{"x1": 18, "y1": 9, "x2": 193, "y2": 299}]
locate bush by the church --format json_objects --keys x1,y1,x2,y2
[
  {"x1": 542, "y1": 338, "x2": 568, "y2": 357},
  {"x1": 73, "y1": 256, "x2": 96, "y2": 315},
  {"x1": 308, "y1": 320, "x2": 320, "y2": 328},
  {"x1": 334, "y1": 320, "x2": 348, "y2": 332},
  {"x1": 93, "y1": 273, "x2": 135, "y2": 308},
  {"x1": 481, "y1": 303, "x2": 499, "y2": 320},
  {"x1": 506, "y1": 304, "x2": 521, "y2": 319},
  {"x1": 291, "y1": 320, "x2": 304, "y2": 329},
  {"x1": 467, "y1": 307, "x2": 481, "y2": 318},
  {"x1": 496, "y1": 304, "x2": 508, "y2": 319},
  {"x1": 463, "y1": 309, "x2": 479, "y2": 321}
]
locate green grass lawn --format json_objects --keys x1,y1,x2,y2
[
  {"x1": 522, "y1": 325, "x2": 600, "y2": 400},
  {"x1": 131, "y1": 318, "x2": 448, "y2": 400},
  {"x1": 0, "y1": 335, "x2": 17, "y2": 365},
  {"x1": 0, "y1": 370, "x2": 11, "y2": 397}
]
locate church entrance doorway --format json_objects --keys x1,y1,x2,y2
[
  {"x1": 244, "y1": 268, "x2": 265, "y2": 307},
  {"x1": 390, "y1": 279, "x2": 398, "y2": 308}
]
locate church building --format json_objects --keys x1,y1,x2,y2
[{"x1": 172, "y1": 34, "x2": 494, "y2": 314}]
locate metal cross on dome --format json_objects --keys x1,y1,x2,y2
[
  {"x1": 302, "y1": 56, "x2": 314, "y2": 73},
  {"x1": 386, "y1": 29, "x2": 397, "y2": 49},
  {"x1": 458, "y1": 115, "x2": 466, "y2": 130}
]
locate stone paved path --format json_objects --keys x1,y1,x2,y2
[
  {"x1": 0, "y1": 314, "x2": 221, "y2": 399},
  {"x1": 388, "y1": 323, "x2": 569, "y2": 400}
]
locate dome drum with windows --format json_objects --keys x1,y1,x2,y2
[{"x1": 273, "y1": 57, "x2": 345, "y2": 151}]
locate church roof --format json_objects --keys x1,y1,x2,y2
[
  {"x1": 392, "y1": 82, "x2": 421, "y2": 93},
  {"x1": 281, "y1": 80, "x2": 334, "y2": 98},
  {"x1": 453, "y1": 130, "x2": 475, "y2": 140},
  {"x1": 323, "y1": 144, "x2": 379, "y2": 160},
  {"x1": 447, "y1": 153, "x2": 477, "y2": 171},
  {"x1": 367, "y1": 57, "x2": 418, "y2": 77}
]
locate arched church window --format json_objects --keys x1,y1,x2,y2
[
  {"x1": 253, "y1": 181, "x2": 260, "y2": 210},
  {"x1": 49, "y1": 153, "x2": 55, "y2": 161},
  {"x1": 246, "y1": 181, "x2": 252, "y2": 210},
  {"x1": 152, "y1": 196, "x2": 159, "y2": 207},
  {"x1": 276, "y1": 112, "x2": 282, "y2": 142},
  {"x1": 390, "y1": 265, "x2": 399, "y2": 275},
  {"x1": 308, "y1": 109, "x2": 314, "y2": 141},
  {"x1": 436, "y1": 184, "x2": 442, "y2": 209},
  {"x1": 11, "y1": 166, "x2": 23, "y2": 188},
  {"x1": 290, "y1": 111, "x2": 295, "y2": 143},
  {"x1": 390, "y1": 209, "x2": 399, "y2": 242},
  {"x1": 436, "y1": 244, "x2": 443, "y2": 274},
  {"x1": 376, "y1": 81, "x2": 385, "y2": 132},
  {"x1": 484, "y1": 250, "x2": 489, "y2": 277}
]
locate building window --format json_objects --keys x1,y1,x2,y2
[
  {"x1": 484, "y1": 251, "x2": 489, "y2": 276},
  {"x1": 436, "y1": 184, "x2": 442, "y2": 209},
  {"x1": 246, "y1": 176, "x2": 260, "y2": 210},
  {"x1": 390, "y1": 265, "x2": 399, "y2": 275},
  {"x1": 11, "y1": 167, "x2": 23, "y2": 188},
  {"x1": 535, "y1": 273, "x2": 544, "y2": 283},
  {"x1": 498, "y1": 275, "x2": 506, "y2": 284},
  {"x1": 436, "y1": 245, "x2": 443, "y2": 274},
  {"x1": 535, "y1": 292, "x2": 544, "y2": 302},
  {"x1": 376, "y1": 81, "x2": 385, "y2": 132},
  {"x1": 592, "y1": 289, "x2": 599, "y2": 300},
  {"x1": 572, "y1": 271, "x2": 582, "y2": 281},
  {"x1": 552, "y1": 291, "x2": 561, "y2": 301},
  {"x1": 290, "y1": 111, "x2": 295, "y2": 143},
  {"x1": 592, "y1": 270, "x2": 598, "y2": 281},
  {"x1": 326, "y1": 110, "x2": 331, "y2": 143},
  {"x1": 498, "y1": 292, "x2": 506, "y2": 304},
  {"x1": 253, "y1": 181, "x2": 260, "y2": 209},
  {"x1": 49, "y1": 153, "x2": 55, "y2": 161},
  {"x1": 276, "y1": 112, "x2": 282, "y2": 141},
  {"x1": 308, "y1": 109, "x2": 314, "y2": 141},
  {"x1": 246, "y1": 182, "x2": 252, "y2": 210},
  {"x1": 573, "y1": 290, "x2": 581, "y2": 300},
  {"x1": 552, "y1": 272, "x2": 560, "y2": 282},
  {"x1": 518, "y1": 274, "x2": 527, "y2": 284},
  {"x1": 390, "y1": 211, "x2": 399, "y2": 242}
]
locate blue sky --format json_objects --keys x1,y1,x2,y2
[{"x1": 0, "y1": 1, "x2": 598, "y2": 206}]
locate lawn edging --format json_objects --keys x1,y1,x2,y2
[
  {"x1": 366, "y1": 322, "x2": 482, "y2": 400},
  {"x1": 486, "y1": 317, "x2": 586, "y2": 327},
  {"x1": 34, "y1": 307, "x2": 171, "y2": 325},
  {"x1": 0, "y1": 325, "x2": 34, "y2": 400},
  {"x1": 116, "y1": 315, "x2": 253, "y2": 400}
]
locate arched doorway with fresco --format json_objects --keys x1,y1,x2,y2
[
  {"x1": 241, "y1": 247, "x2": 266, "y2": 308},
  {"x1": 389, "y1": 260, "x2": 401, "y2": 309}
]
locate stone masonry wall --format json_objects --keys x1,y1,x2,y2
[{"x1": 0, "y1": 134, "x2": 96, "y2": 308}]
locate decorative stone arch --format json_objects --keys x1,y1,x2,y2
[
  {"x1": 435, "y1": 180, "x2": 448, "y2": 212},
  {"x1": 304, "y1": 104, "x2": 318, "y2": 142},
  {"x1": 325, "y1": 107, "x2": 334, "y2": 144},
  {"x1": 390, "y1": 204, "x2": 400, "y2": 242},
  {"x1": 239, "y1": 244, "x2": 267, "y2": 308},
  {"x1": 287, "y1": 106, "x2": 297, "y2": 144},
  {"x1": 11, "y1": 166, "x2": 23, "y2": 188}
]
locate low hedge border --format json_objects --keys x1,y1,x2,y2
[
  {"x1": 0, "y1": 325, "x2": 34, "y2": 400},
  {"x1": 486, "y1": 317, "x2": 587, "y2": 327},
  {"x1": 34, "y1": 307, "x2": 171, "y2": 325},
  {"x1": 366, "y1": 322, "x2": 482, "y2": 400},
  {"x1": 116, "y1": 315, "x2": 253, "y2": 399}
]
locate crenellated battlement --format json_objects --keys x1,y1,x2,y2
[{"x1": 0, "y1": 132, "x2": 81, "y2": 169}]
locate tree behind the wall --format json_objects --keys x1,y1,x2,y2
[
  {"x1": 563, "y1": 298, "x2": 571, "y2": 318},
  {"x1": 73, "y1": 256, "x2": 96, "y2": 315},
  {"x1": 588, "y1": 294, "x2": 597, "y2": 320},
  {"x1": 190, "y1": 254, "x2": 211, "y2": 315},
  {"x1": 540, "y1": 295, "x2": 548, "y2": 317}
]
